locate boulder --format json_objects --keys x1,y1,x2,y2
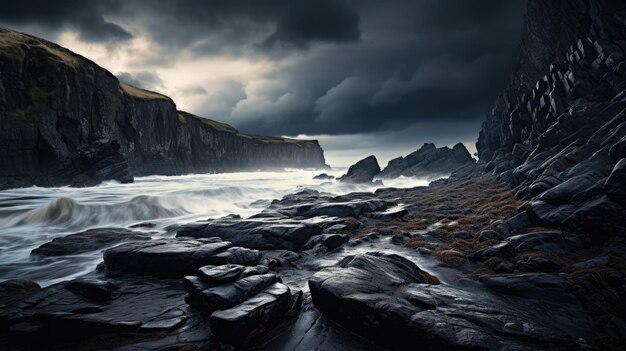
[
  {"x1": 185, "y1": 273, "x2": 280, "y2": 313},
  {"x1": 210, "y1": 283, "x2": 301, "y2": 348},
  {"x1": 32, "y1": 228, "x2": 151, "y2": 256},
  {"x1": 103, "y1": 238, "x2": 260, "y2": 278},
  {"x1": 177, "y1": 219, "x2": 322, "y2": 251},
  {"x1": 313, "y1": 173, "x2": 335, "y2": 180},
  {"x1": 472, "y1": 231, "x2": 575, "y2": 260},
  {"x1": 338, "y1": 155, "x2": 381, "y2": 184}
]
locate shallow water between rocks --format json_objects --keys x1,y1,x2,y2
[{"x1": 0, "y1": 169, "x2": 429, "y2": 287}]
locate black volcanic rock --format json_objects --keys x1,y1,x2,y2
[
  {"x1": 476, "y1": 0, "x2": 626, "y2": 238},
  {"x1": 102, "y1": 237, "x2": 261, "y2": 278},
  {"x1": 31, "y1": 228, "x2": 151, "y2": 256},
  {"x1": 338, "y1": 155, "x2": 381, "y2": 183},
  {"x1": 379, "y1": 143, "x2": 475, "y2": 179},
  {"x1": 313, "y1": 173, "x2": 334, "y2": 180},
  {"x1": 177, "y1": 219, "x2": 323, "y2": 251},
  {"x1": 0, "y1": 28, "x2": 327, "y2": 189},
  {"x1": 309, "y1": 252, "x2": 589, "y2": 350}
]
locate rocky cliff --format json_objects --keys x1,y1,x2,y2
[
  {"x1": 476, "y1": 0, "x2": 626, "y2": 236},
  {"x1": 379, "y1": 142, "x2": 474, "y2": 179},
  {"x1": 0, "y1": 28, "x2": 327, "y2": 189}
]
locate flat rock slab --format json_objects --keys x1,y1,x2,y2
[
  {"x1": 31, "y1": 228, "x2": 151, "y2": 256},
  {"x1": 309, "y1": 252, "x2": 593, "y2": 350},
  {"x1": 103, "y1": 237, "x2": 261, "y2": 278},
  {"x1": 0, "y1": 277, "x2": 210, "y2": 349},
  {"x1": 177, "y1": 219, "x2": 322, "y2": 251},
  {"x1": 185, "y1": 273, "x2": 280, "y2": 312}
]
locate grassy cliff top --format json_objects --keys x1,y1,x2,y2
[
  {"x1": 0, "y1": 28, "x2": 78, "y2": 65},
  {"x1": 120, "y1": 83, "x2": 172, "y2": 101},
  {"x1": 177, "y1": 111, "x2": 238, "y2": 133},
  {"x1": 177, "y1": 111, "x2": 317, "y2": 144}
]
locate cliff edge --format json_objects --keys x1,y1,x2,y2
[{"x1": 0, "y1": 28, "x2": 327, "y2": 189}]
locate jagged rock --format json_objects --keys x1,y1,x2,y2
[
  {"x1": 472, "y1": 231, "x2": 575, "y2": 260},
  {"x1": 103, "y1": 238, "x2": 260, "y2": 278},
  {"x1": 177, "y1": 219, "x2": 322, "y2": 251},
  {"x1": 210, "y1": 283, "x2": 302, "y2": 348},
  {"x1": 313, "y1": 173, "x2": 335, "y2": 180},
  {"x1": 338, "y1": 155, "x2": 381, "y2": 184},
  {"x1": 379, "y1": 143, "x2": 475, "y2": 179},
  {"x1": 604, "y1": 158, "x2": 626, "y2": 206},
  {"x1": 302, "y1": 234, "x2": 349, "y2": 252},
  {"x1": 31, "y1": 228, "x2": 151, "y2": 256}
]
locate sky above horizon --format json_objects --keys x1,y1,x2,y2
[{"x1": 0, "y1": 0, "x2": 526, "y2": 166}]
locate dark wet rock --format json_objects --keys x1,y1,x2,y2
[
  {"x1": 31, "y1": 228, "x2": 151, "y2": 256},
  {"x1": 65, "y1": 279, "x2": 117, "y2": 302},
  {"x1": 310, "y1": 252, "x2": 590, "y2": 349},
  {"x1": 604, "y1": 158, "x2": 626, "y2": 206},
  {"x1": 303, "y1": 234, "x2": 349, "y2": 252},
  {"x1": 493, "y1": 261, "x2": 515, "y2": 273},
  {"x1": 177, "y1": 219, "x2": 322, "y2": 251},
  {"x1": 378, "y1": 143, "x2": 475, "y2": 179},
  {"x1": 571, "y1": 255, "x2": 610, "y2": 270},
  {"x1": 129, "y1": 222, "x2": 157, "y2": 229},
  {"x1": 472, "y1": 231, "x2": 576, "y2": 260},
  {"x1": 197, "y1": 264, "x2": 245, "y2": 285},
  {"x1": 338, "y1": 155, "x2": 381, "y2": 184},
  {"x1": 313, "y1": 173, "x2": 335, "y2": 180},
  {"x1": 476, "y1": 229, "x2": 503, "y2": 242},
  {"x1": 366, "y1": 207, "x2": 408, "y2": 220},
  {"x1": 185, "y1": 273, "x2": 280, "y2": 313},
  {"x1": 0, "y1": 279, "x2": 41, "y2": 296},
  {"x1": 391, "y1": 232, "x2": 413, "y2": 245},
  {"x1": 210, "y1": 283, "x2": 302, "y2": 348},
  {"x1": 0, "y1": 277, "x2": 206, "y2": 347},
  {"x1": 480, "y1": 273, "x2": 577, "y2": 303},
  {"x1": 103, "y1": 237, "x2": 260, "y2": 278},
  {"x1": 301, "y1": 198, "x2": 387, "y2": 218},
  {"x1": 448, "y1": 230, "x2": 472, "y2": 240},
  {"x1": 515, "y1": 256, "x2": 561, "y2": 273}
]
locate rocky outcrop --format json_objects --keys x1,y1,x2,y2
[
  {"x1": 476, "y1": 0, "x2": 626, "y2": 237},
  {"x1": 379, "y1": 143, "x2": 475, "y2": 179},
  {"x1": 0, "y1": 28, "x2": 327, "y2": 189},
  {"x1": 338, "y1": 155, "x2": 381, "y2": 183}
]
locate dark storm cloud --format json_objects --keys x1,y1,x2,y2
[
  {"x1": 230, "y1": 0, "x2": 526, "y2": 136},
  {"x1": 0, "y1": 0, "x2": 132, "y2": 42},
  {"x1": 0, "y1": 0, "x2": 527, "y2": 140}
]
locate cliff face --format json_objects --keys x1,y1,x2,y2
[
  {"x1": 476, "y1": 0, "x2": 626, "y2": 236},
  {"x1": 0, "y1": 28, "x2": 326, "y2": 188}
]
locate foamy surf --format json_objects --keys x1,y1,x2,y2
[{"x1": 0, "y1": 169, "x2": 436, "y2": 286}]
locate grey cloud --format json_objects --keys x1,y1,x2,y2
[{"x1": 0, "y1": 0, "x2": 132, "y2": 42}]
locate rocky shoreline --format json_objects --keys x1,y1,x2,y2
[{"x1": 1, "y1": 167, "x2": 624, "y2": 350}]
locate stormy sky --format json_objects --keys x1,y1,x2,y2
[{"x1": 0, "y1": 0, "x2": 526, "y2": 166}]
